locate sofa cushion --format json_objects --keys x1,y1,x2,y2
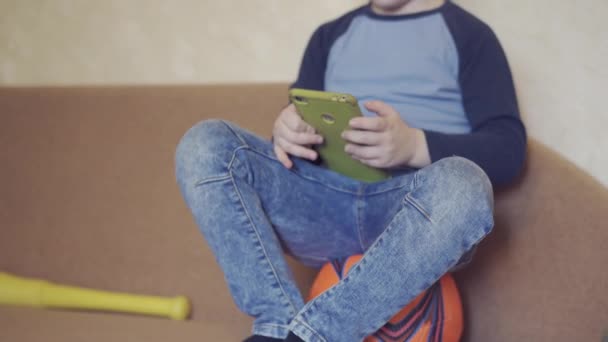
[{"x1": 1, "y1": 85, "x2": 606, "y2": 341}]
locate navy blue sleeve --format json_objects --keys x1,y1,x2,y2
[
  {"x1": 291, "y1": 6, "x2": 366, "y2": 91},
  {"x1": 425, "y1": 5, "x2": 527, "y2": 186},
  {"x1": 291, "y1": 26, "x2": 328, "y2": 91}
]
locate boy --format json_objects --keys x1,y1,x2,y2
[{"x1": 175, "y1": 0, "x2": 526, "y2": 341}]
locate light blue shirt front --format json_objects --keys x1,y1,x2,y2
[
  {"x1": 292, "y1": 2, "x2": 526, "y2": 185},
  {"x1": 324, "y1": 14, "x2": 470, "y2": 134}
]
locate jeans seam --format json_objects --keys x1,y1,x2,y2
[
  {"x1": 355, "y1": 194, "x2": 366, "y2": 251},
  {"x1": 239, "y1": 147, "x2": 360, "y2": 195},
  {"x1": 288, "y1": 170, "x2": 360, "y2": 194},
  {"x1": 221, "y1": 120, "x2": 249, "y2": 147},
  {"x1": 293, "y1": 210, "x2": 403, "y2": 339},
  {"x1": 403, "y1": 193, "x2": 435, "y2": 224},
  {"x1": 191, "y1": 146, "x2": 247, "y2": 186},
  {"x1": 255, "y1": 323, "x2": 289, "y2": 329},
  {"x1": 293, "y1": 318, "x2": 328, "y2": 342},
  {"x1": 297, "y1": 216, "x2": 399, "y2": 310},
  {"x1": 364, "y1": 183, "x2": 413, "y2": 195},
  {"x1": 229, "y1": 169, "x2": 298, "y2": 316},
  {"x1": 289, "y1": 253, "x2": 330, "y2": 265},
  {"x1": 227, "y1": 142, "x2": 409, "y2": 196},
  {"x1": 228, "y1": 145, "x2": 249, "y2": 170},
  {"x1": 190, "y1": 121, "x2": 249, "y2": 186},
  {"x1": 252, "y1": 323, "x2": 291, "y2": 340},
  {"x1": 223, "y1": 123, "x2": 281, "y2": 163},
  {"x1": 413, "y1": 169, "x2": 420, "y2": 189},
  {"x1": 194, "y1": 174, "x2": 231, "y2": 186}
]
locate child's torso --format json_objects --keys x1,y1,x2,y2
[{"x1": 324, "y1": 12, "x2": 470, "y2": 134}]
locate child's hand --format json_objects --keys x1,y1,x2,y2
[
  {"x1": 341, "y1": 101, "x2": 430, "y2": 169},
  {"x1": 272, "y1": 104, "x2": 323, "y2": 169}
]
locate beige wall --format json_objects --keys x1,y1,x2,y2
[
  {"x1": 1, "y1": 0, "x2": 606, "y2": 186},
  {"x1": 456, "y1": 0, "x2": 608, "y2": 187},
  {"x1": 0, "y1": 1, "x2": 364, "y2": 84}
]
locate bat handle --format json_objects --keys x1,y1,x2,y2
[{"x1": 0, "y1": 272, "x2": 190, "y2": 320}]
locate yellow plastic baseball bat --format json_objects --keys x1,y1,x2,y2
[{"x1": 0, "y1": 272, "x2": 190, "y2": 320}]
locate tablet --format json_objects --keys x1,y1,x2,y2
[{"x1": 289, "y1": 88, "x2": 389, "y2": 183}]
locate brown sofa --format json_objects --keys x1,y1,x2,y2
[{"x1": 1, "y1": 84, "x2": 607, "y2": 341}]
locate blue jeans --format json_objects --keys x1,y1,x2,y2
[{"x1": 175, "y1": 120, "x2": 494, "y2": 342}]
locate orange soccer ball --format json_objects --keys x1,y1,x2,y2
[{"x1": 307, "y1": 255, "x2": 464, "y2": 342}]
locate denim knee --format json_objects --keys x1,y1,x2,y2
[
  {"x1": 414, "y1": 156, "x2": 494, "y2": 235},
  {"x1": 433, "y1": 156, "x2": 492, "y2": 202},
  {"x1": 175, "y1": 119, "x2": 244, "y2": 185},
  {"x1": 434, "y1": 157, "x2": 495, "y2": 266}
]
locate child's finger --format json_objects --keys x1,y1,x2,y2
[
  {"x1": 275, "y1": 137, "x2": 318, "y2": 161},
  {"x1": 349, "y1": 117, "x2": 387, "y2": 131},
  {"x1": 341, "y1": 130, "x2": 381, "y2": 146},
  {"x1": 284, "y1": 109, "x2": 313, "y2": 132},
  {"x1": 345, "y1": 143, "x2": 381, "y2": 160},
  {"x1": 273, "y1": 144, "x2": 293, "y2": 169},
  {"x1": 290, "y1": 131, "x2": 323, "y2": 146},
  {"x1": 364, "y1": 100, "x2": 398, "y2": 117}
]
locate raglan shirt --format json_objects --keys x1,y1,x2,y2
[{"x1": 291, "y1": 1, "x2": 527, "y2": 186}]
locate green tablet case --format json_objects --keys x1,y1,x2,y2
[{"x1": 289, "y1": 88, "x2": 389, "y2": 183}]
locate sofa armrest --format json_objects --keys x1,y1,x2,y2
[{"x1": 455, "y1": 139, "x2": 608, "y2": 341}]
